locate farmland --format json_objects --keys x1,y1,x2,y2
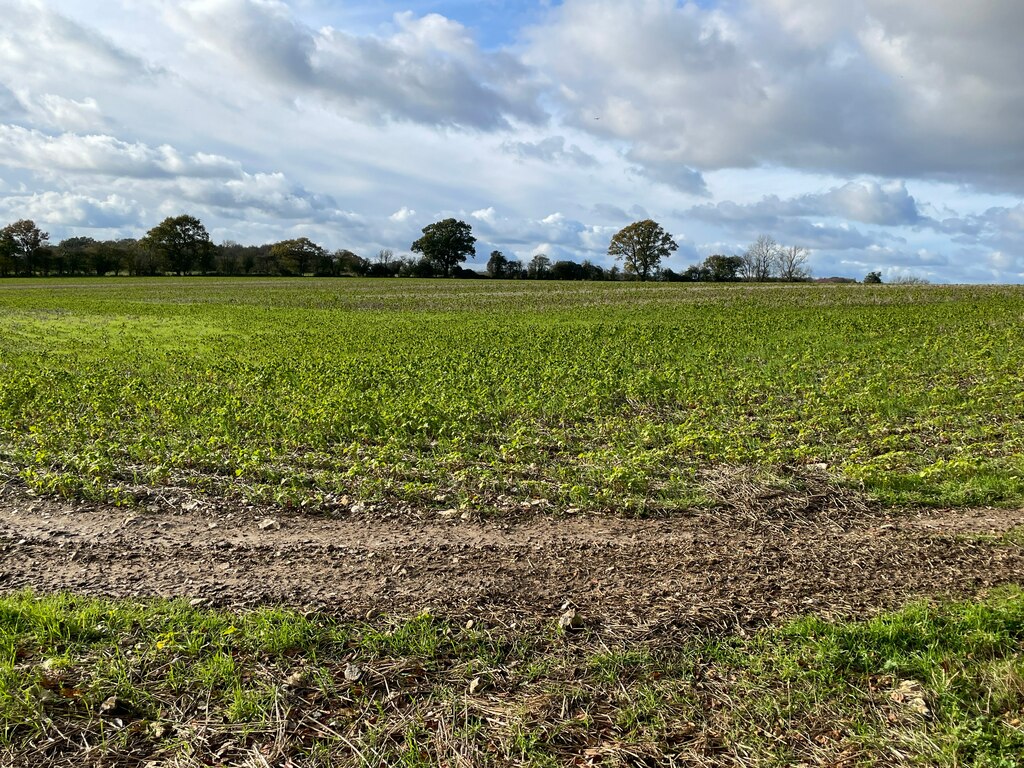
[
  {"x1": 2, "y1": 278, "x2": 1024, "y2": 766},
  {"x1": 1, "y1": 279, "x2": 1023, "y2": 512}
]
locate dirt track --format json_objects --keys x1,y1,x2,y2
[{"x1": 2, "y1": 483, "x2": 1022, "y2": 632}]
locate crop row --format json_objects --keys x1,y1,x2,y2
[{"x1": 1, "y1": 279, "x2": 1022, "y2": 511}]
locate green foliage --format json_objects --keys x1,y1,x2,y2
[
  {"x1": 608, "y1": 219, "x2": 678, "y2": 281},
  {"x1": 865, "y1": 271, "x2": 883, "y2": 284},
  {"x1": 2, "y1": 590, "x2": 1024, "y2": 765},
  {"x1": 0, "y1": 220, "x2": 49, "y2": 276},
  {"x1": 410, "y1": 218, "x2": 476, "y2": 276},
  {"x1": 1, "y1": 279, "x2": 1024, "y2": 511},
  {"x1": 679, "y1": 253, "x2": 744, "y2": 282},
  {"x1": 267, "y1": 237, "x2": 326, "y2": 276},
  {"x1": 140, "y1": 215, "x2": 212, "y2": 275},
  {"x1": 487, "y1": 249, "x2": 509, "y2": 278}
]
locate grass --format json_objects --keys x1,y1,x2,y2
[
  {"x1": 1, "y1": 278, "x2": 1024, "y2": 513},
  {"x1": 1, "y1": 590, "x2": 1023, "y2": 765}
]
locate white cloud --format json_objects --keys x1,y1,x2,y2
[
  {"x1": 689, "y1": 180, "x2": 923, "y2": 228},
  {"x1": 21, "y1": 93, "x2": 105, "y2": 131},
  {"x1": 0, "y1": 0, "x2": 155, "y2": 86},
  {"x1": 471, "y1": 207, "x2": 497, "y2": 224},
  {"x1": 527, "y1": 0, "x2": 1024, "y2": 191},
  {"x1": 389, "y1": 206, "x2": 416, "y2": 223},
  {"x1": 501, "y1": 136, "x2": 598, "y2": 167},
  {"x1": 0, "y1": 125, "x2": 242, "y2": 179},
  {"x1": 158, "y1": 0, "x2": 546, "y2": 129},
  {"x1": 0, "y1": 190, "x2": 142, "y2": 229}
]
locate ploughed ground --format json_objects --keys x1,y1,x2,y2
[{"x1": 2, "y1": 472, "x2": 1022, "y2": 631}]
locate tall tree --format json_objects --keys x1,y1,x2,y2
[
  {"x1": 486, "y1": 249, "x2": 509, "y2": 278},
  {"x1": 411, "y1": 218, "x2": 476, "y2": 276},
  {"x1": 775, "y1": 245, "x2": 810, "y2": 281},
  {"x1": 703, "y1": 254, "x2": 744, "y2": 282},
  {"x1": 268, "y1": 237, "x2": 325, "y2": 276},
  {"x1": 141, "y1": 215, "x2": 211, "y2": 275},
  {"x1": 607, "y1": 219, "x2": 678, "y2": 281},
  {"x1": 2, "y1": 219, "x2": 49, "y2": 275},
  {"x1": 331, "y1": 249, "x2": 369, "y2": 276},
  {"x1": 528, "y1": 253, "x2": 550, "y2": 279},
  {"x1": 741, "y1": 235, "x2": 778, "y2": 282},
  {"x1": 57, "y1": 236, "x2": 97, "y2": 275},
  {"x1": 0, "y1": 228, "x2": 15, "y2": 277}
]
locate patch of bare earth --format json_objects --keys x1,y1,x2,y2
[{"x1": 1, "y1": 471, "x2": 1022, "y2": 631}]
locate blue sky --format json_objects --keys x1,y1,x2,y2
[{"x1": 2, "y1": 0, "x2": 1024, "y2": 282}]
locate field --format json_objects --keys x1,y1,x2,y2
[
  {"x1": 2, "y1": 279, "x2": 1024, "y2": 511},
  {"x1": 2, "y1": 278, "x2": 1024, "y2": 766}
]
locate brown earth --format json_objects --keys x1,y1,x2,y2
[{"x1": 1, "y1": 478, "x2": 1022, "y2": 631}]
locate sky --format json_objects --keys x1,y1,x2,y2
[{"x1": 2, "y1": 0, "x2": 1024, "y2": 282}]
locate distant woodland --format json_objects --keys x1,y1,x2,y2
[{"x1": 1, "y1": 214, "x2": 880, "y2": 284}]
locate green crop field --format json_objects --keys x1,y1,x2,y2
[{"x1": 1, "y1": 278, "x2": 1023, "y2": 512}]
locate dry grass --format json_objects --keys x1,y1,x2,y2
[{"x1": 2, "y1": 590, "x2": 1024, "y2": 766}]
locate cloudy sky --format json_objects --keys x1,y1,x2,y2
[{"x1": 2, "y1": 0, "x2": 1024, "y2": 282}]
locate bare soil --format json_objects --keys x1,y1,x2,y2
[{"x1": 2, "y1": 479, "x2": 1022, "y2": 631}]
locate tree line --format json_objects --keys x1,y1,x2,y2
[{"x1": 0, "y1": 214, "x2": 886, "y2": 283}]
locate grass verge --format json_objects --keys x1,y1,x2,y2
[{"x1": 1, "y1": 589, "x2": 1023, "y2": 766}]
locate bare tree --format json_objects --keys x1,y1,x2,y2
[
  {"x1": 376, "y1": 248, "x2": 395, "y2": 266},
  {"x1": 775, "y1": 245, "x2": 810, "y2": 281},
  {"x1": 741, "y1": 235, "x2": 778, "y2": 282}
]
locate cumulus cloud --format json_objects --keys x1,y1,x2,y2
[
  {"x1": 0, "y1": 123, "x2": 364, "y2": 234},
  {"x1": 0, "y1": 125, "x2": 242, "y2": 179},
  {"x1": 0, "y1": 190, "x2": 142, "y2": 229},
  {"x1": 527, "y1": 0, "x2": 1024, "y2": 192},
  {"x1": 461, "y1": 207, "x2": 616, "y2": 261},
  {"x1": 690, "y1": 180, "x2": 922, "y2": 228},
  {"x1": 630, "y1": 159, "x2": 709, "y2": 196},
  {"x1": 471, "y1": 206, "x2": 497, "y2": 224},
  {"x1": 17, "y1": 93, "x2": 105, "y2": 132},
  {"x1": 159, "y1": 0, "x2": 546, "y2": 130},
  {"x1": 173, "y1": 172, "x2": 351, "y2": 221},
  {"x1": 926, "y1": 203, "x2": 1024, "y2": 253},
  {"x1": 389, "y1": 207, "x2": 416, "y2": 223},
  {"x1": 687, "y1": 197, "x2": 880, "y2": 251},
  {"x1": 501, "y1": 136, "x2": 597, "y2": 167}
]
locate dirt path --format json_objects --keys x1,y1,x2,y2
[{"x1": 1, "y1": 485, "x2": 1022, "y2": 631}]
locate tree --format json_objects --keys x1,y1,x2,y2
[
  {"x1": 486, "y1": 249, "x2": 509, "y2": 278},
  {"x1": 411, "y1": 218, "x2": 476, "y2": 277},
  {"x1": 775, "y1": 245, "x2": 810, "y2": 281},
  {"x1": 741, "y1": 235, "x2": 778, "y2": 282},
  {"x1": 0, "y1": 229, "x2": 15, "y2": 277},
  {"x1": 678, "y1": 264, "x2": 706, "y2": 281},
  {"x1": 528, "y1": 253, "x2": 550, "y2": 279},
  {"x1": 269, "y1": 237, "x2": 325, "y2": 276},
  {"x1": 334, "y1": 249, "x2": 369, "y2": 276},
  {"x1": 2, "y1": 219, "x2": 49, "y2": 275},
  {"x1": 580, "y1": 259, "x2": 606, "y2": 281},
  {"x1": 703, "y1": 254, "x2": 744, "y2": 282},
  {"x1": 141, "y1": 215, "x2": 211, "y2": 275},
  {"x1": 506, "y1": 259, "x2": 525, "y2": 279},
  {"x1": 550, "y1": 260, "x2": 586, "y2": 280},
  {"x1": 57, "y1": 236, "x2": 97, "y2": 275},
  {"x1": 864, "y1": 271, "x2": 883, "y2": 284},
  {"x1": 607, "y1": 219, "x2": 678, "y2": 281}
]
